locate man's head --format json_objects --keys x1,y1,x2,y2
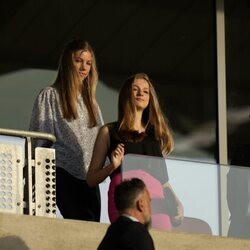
[{"x1": 114, "y1": 178, "x2": 152, "y2": 228}]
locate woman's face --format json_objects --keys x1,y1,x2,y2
[
  {"x1": 132, "y1": 78, "x2": 150, "y2": 111},
  {"x1": 72, "y1": 50, "x2": 92, "y2": 81}
]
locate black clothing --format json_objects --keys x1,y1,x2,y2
[
  {"x1": 227, "y1": 144, "x2": 250, "y2": 238},
  {"x1": 98, "y1": 216, "x2": 155, "y2": 250},
  {"x1": 231, "y1": 144, "x2": 250, "y2": 167},
  {"x1": 107, "y1": 122, "x2": 169, "y2": 184},
  {"x1": 56, "y1": 168, "x2": 100, "y2": 221}
]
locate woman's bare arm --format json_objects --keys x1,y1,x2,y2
[{"x1": 87, "y1": 125, "x2": 124, "y2": 187}]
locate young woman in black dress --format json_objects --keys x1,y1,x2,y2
[{"x1": 87, "y1": 73, "x2": 183, "y2": 227}]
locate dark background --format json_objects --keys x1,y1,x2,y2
[{"x1": 1, "y1": 0, "x2": 249, "y2": 162}]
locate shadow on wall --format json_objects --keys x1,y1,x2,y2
[{"x1": 0, "y1": 235, "x2": 30, "y2": 250}]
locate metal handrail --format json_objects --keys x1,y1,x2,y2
[{"x1": 0, "y1": 128, "x2": 56, "y2": 143}]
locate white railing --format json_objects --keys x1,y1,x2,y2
[{"x1": 0, "y1": 128, "x2": 56, "y2": 218}]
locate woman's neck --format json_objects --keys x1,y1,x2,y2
[
  {"x1": 133, "y1": 111, "x2": 145, "y2": 133},
  {"x1": 77, "y1": 81, "x2": 83, "y2": 94}
]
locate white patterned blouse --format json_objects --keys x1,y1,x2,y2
[{"x1": 29, "y1": 86, "x2": 104, "y2": 180}]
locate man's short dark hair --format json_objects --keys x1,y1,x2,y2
[{"x1": 114, "y1": 178, "x2": 146, "y2": 212}]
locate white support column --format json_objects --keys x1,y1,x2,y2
[{"x1": 216, "y1": 0, "x2": 229, "y2": 236}]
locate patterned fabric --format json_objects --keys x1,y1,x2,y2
[{"x1": 29, "y1": 86, "x2": 104, "y2": 180}]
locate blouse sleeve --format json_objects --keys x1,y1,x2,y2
[{"x1": 29, "y1": 87, "x2": 55, "y2": 148}]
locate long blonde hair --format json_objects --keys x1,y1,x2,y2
[
  {"x1": 54, "y1": 39, "x2": 98, "y2": 127},
  {"x1": 118, "y1": 73, "x2": 174, "y2": 155}
]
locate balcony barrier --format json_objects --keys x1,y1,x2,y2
[
  {"x1": 0, "y1": 128, "x2": 56, "y2": 218},
  {"x1": 121, "y1": 154, "x2": 250, "y2": 239}
]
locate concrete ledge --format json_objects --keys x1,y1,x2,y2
[{"x1": 0, "y1": 212, "x2": 250, "y2": 249}]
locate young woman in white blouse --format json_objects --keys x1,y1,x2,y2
[{"x1": 30, "y1": 39, "x2": 104, "y2": 221}]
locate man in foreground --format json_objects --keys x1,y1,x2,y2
[{"x1": 98, "y1": 178, "x2": 155, "y2": 250}]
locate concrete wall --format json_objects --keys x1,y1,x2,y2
[{"x1": 0, "y1": 212, "x2": 250, "y2": 250}]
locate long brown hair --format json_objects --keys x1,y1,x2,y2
[
  {"x1": 54, "y1": 39, "x2": 98, "y2": 127},
  {"x1": 118, "y1": 73, "x2": 174, "y2": 155}
]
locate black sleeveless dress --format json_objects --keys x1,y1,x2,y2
[
  {"x1": 107, "y1": 122, "x2": 169, "y2": 184},
  {"x1": 106, "y1": 122, "x2": 171, "y2": 227}
]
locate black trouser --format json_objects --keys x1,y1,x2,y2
[{"x1": 56, "y1": 167, "x2": 101, "y2": 221}]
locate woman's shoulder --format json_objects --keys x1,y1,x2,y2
[
  {"x1": 36, "y1": 86, "x2": 56, "y2": 98},
  {"x1": 102, "y1": 122, "x2": 120, "y2": 141},
  {"x1": 97, "y1": 122, "x2": 116, "y2": 133},
  {"x1": 105, "y1": 121, "x2": 119, "y2": 131},
  {"x1": 39, "y1": 86, "x2": 57, "y2": 95},
  {"x1": 95, "y1": 122, "x2": 118, "y2": 143},
  {"x1": 35, "y1": 86, "x2": 57, "y2": 102}
]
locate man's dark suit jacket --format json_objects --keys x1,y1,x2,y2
[
  {"x1": 97, "y1": 216, "x2": 155, "y2": 250},
  {"x1": 227, "y1": 144, "x2": 250, "y2": 238}
]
